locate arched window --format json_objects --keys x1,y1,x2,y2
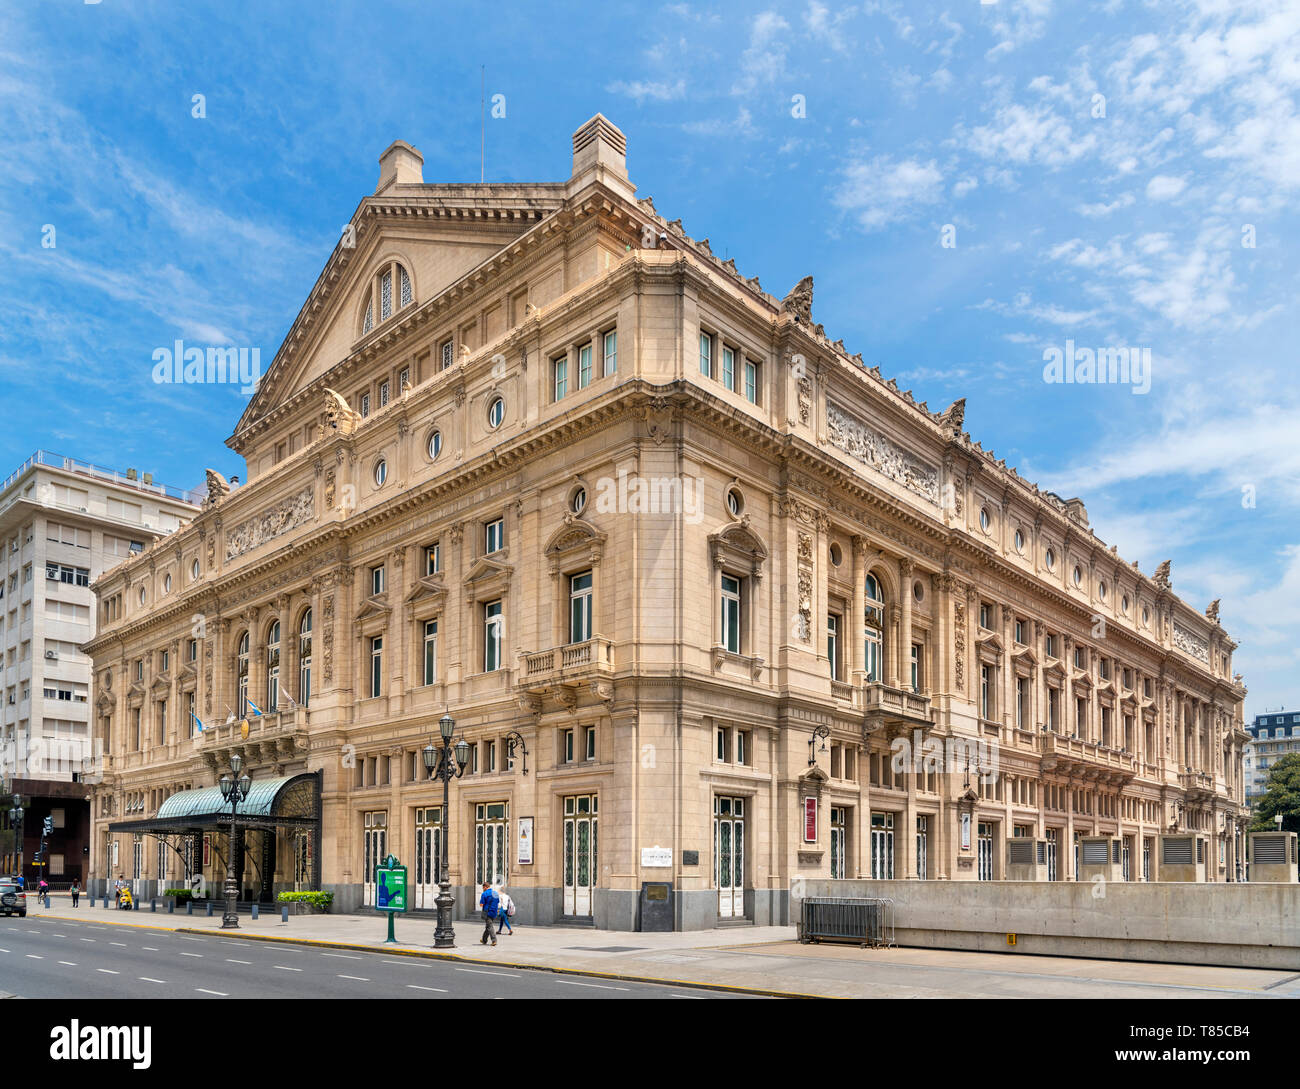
[
  {"x1": 266, "y1": 621, "x2": 281, "y2": 712},
  {"x1": 865, "y1": 574, "x2": 885, "y2": 682},
  {"x1": 237, "y1": 632, "x2": 250, "y2": 717},
  {"x1": 358, "y1": 260, "x2": 414, "y2": 337},
  {"x1": 298, "y1": 609, "x2": 313, "y2": 708}
]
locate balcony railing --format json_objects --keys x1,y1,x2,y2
[
  {"x1": 1041, "y1": 732, "x2": 1136, "y2": 779},
  {"x1": 862, "y1": 681, "x2": 935, "y2": 732},
  {"x1": 519, "y1": 636, "x2": 614, "y2": 690},
  {"x1": 1180, "y1": 770, "x2": 1216, "y2": 799},
  {"x1": 199, "y1": 706, "x2": 307, "y2": 752}
]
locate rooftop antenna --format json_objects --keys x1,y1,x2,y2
[{"x1": 480, "y1": 65, "x2": 485, "y2": 183}]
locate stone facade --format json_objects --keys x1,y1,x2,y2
[{"x1": 82, "y1": 116, "x2": 1249, "y2": 930}]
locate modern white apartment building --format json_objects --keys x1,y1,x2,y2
[
  {"x1": 1244, "y1": 710, "x2": 1300, "y2": 808},
  {"x1": 0, "y1": 450, "x2": 200, "y2": 882}
]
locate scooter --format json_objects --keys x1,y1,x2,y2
[{"x1": 116, "y1": 886, "x2": 134, "y2": 911}]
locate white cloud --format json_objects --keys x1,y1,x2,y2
[
  {"x1": 833, "y1": 154, "x2": 944, "y2": 230},
  {"x1": 966, "y1": 103, "x2": 1098, "y2": 167},
  {"x1": 1146, "y1": 174, "x2": 1188, "y2": 199},
  {"x1": 605, "y1": 79, "x2": 686, "y2": 103}
]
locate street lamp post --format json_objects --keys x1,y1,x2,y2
[
  {"x1": 7, "y1": 795, "x2": 22, "y2": 883},
  {"x1": 217, "y1": 754, "x2": 252, "y2": 930},
  {"x1": 422, "y1": 713, "x2": 470, "y2": 949}
]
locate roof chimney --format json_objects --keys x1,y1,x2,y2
[
  {"x1": 376, "y1": 140, "x2": 424, "y2": 193},
  {"x1": 568, "y1": 115, "x2": 634, "y2": 198}
]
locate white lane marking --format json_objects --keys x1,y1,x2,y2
[
  {"x1": 110, "y1": 942, "x2": 127, "y2": 947},
  {"x1": 555, "y1": 979, "x2": 621, "y2": 990},
  {"x1": 96, "y1": 969, "x2": 120, "y2": 975},
  {"x1": 406, "y1": 984, "x2": 449, "y2": 992},
  {"x1": 53, "y1": 933, "x2": 66, "y2": 937},
  {"x1": 26, "y1": 930, "x2": 39, "y2": 935},
  {"x1": 58, "y1": 961, "x2": 77, "y2": 966},
  {"x1": 454, "y1": 968, "x2": 518, "y2": 977},
  {"x1": 79, "y1": 938, "x2": 95, "y2": 943},
  {"x1": 273, "y1": 965, "x2": 302, "y2": 972},
  {"x1": 142, "y1": 946, "x2": 159, "y2": 951},
  {"x1": 225, "y1": 958, "x2": 251, "y2": 965},
  {"x1": 25, "y1": 954, "x2": 43, "y2": 960},
  {"x1": 671, "y1": 993, "x2": 706, "y2": 999},
  {"x1": 179, "y1": 952, "x2": 203, "y2": 958},
  {"x1": 338, "y1": 974, "x2": 370, "y2": 982},
  {"x1": 195, "y1": 988, "x2": 228, "y2": 996},
  {"x1": 177, "y1": 936, "x2": 206, "y2": 942},
  {"x1": 140, "y1": 977, "x2": 166, "y2": 984},
  {"x1": 320, "y1": 952, "x2": 363, "y2": 960}
]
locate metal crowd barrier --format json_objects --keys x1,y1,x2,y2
[{"x1": 799, "y1": 896, "x2": 895, "y2": 948}]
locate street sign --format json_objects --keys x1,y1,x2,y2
[
  {"x1": 374, "y1": 853, "x2": 407, "y2": 945},
  {"x1": 375, "y1": 854, "x2": 407, "y2": 912}
]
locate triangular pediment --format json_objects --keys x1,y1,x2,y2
[
  {"x1": 1043, "y1": 659, "x2": 1067, "y2": 680},
  {"x1": 977, "y1": 631, "x2": 1004, "y2": 654},
  {"x1": 1012, "y1": 645, "x2": 1038, "y2": 667},
  {"x1": 405, "y1": 576, "x2": 447, "y2": 605},
  {"x1": 149, "y1": 674, "x2": 171, "y2": 696},
  {"x1": 234, "y1": 193, "x2": 566, "y2": 438},
  {"x1": 355, "y1": 593, "x2": 391, "y2": 623},
  {"x1": 465, "y1": 555, "x2": 513, "y2": 584},
  {"x1": 545, "y1": 514, "x2": 607, "y2": 561}
]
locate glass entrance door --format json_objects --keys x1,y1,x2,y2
[
  {"x1": 563, "y1": 794, "x2": 598, "y2": 916},
  {"x1": 362, "y1": 811, "x2": 386, "y2": 906},
  {"x1": 916, "y1": 815, "x2": 928, "y2": 880},
  {"x1": 414, "y1": 807, "x2": 441, "y2": 908},
  {"x1": 1046, "y1": 828, "x2": 1059, "y2": 881},
  {"x1": 977, "y1": 822, "x2": 994, "y2": 880},
  {"x1": 1122, "y1": 836, "x2": 1132, "y2": 881},
  {"x1": 475, "y1": 803, "x2": 508, "y2": 888},
  {"x1": 830, "y1": 807, "x2": 848, "y2": 879},
  {"x1": 870, "y1": 812, "x2": 894, "y2": 879},
  {"x1": 714, "y1": 796, "x2": 745, "y2": 918},
  {"x1": 293, "y1": 830, "x2": 312, "y2": 892}
]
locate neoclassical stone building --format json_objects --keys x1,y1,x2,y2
[{"x1": 84, "y1": 116, "x2": 1248, "y2": 930}]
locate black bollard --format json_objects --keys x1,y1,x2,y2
[
  {"x1": 281, "y1": 905, "x2": 289, "y2": 923},
  {"x1": 151, "y1": 899, "x2": 157, "y2": 912},
  {"x1": 206, "y1": 901, "x2": 213, "y2": 917},
  {"x1": 187, "y1": 901, "x2": 193, "y2": 915},
  {"x1": 251, "y1": 904, "x2": 258, "y2": 920}
]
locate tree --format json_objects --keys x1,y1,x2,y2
[{"x1": 1249, "y1": 752, "x2": 1300, "y2": 832}]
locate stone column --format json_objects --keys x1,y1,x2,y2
[
  {"x1": 898, "y1": 559, "x2": 914, "y2": 690},
  {"x1": 886, "y1": 603, "x2": 902, "y2": 688},
  {"x1": 850, "y1": 537, "x2": 866, "y2": 682},
  {"x1": 1062, "y1": 636, "x2": 1074, "y2": 737},
  {"x1": 1065, "y1": 778, "x2": 1076, "y2": 880}
]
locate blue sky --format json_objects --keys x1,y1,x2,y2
[{"x1": 0, "y1": 0, "x2": 1296, "y2": 715}]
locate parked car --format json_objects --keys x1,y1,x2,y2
[{"x1": 0, "y1": 881, "x2": 27, "y2": 918}]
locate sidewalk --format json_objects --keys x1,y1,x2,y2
[{"x1": 21, "y1": 894, "x2": 1300, "y2": 999}]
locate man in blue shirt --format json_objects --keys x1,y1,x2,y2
[{"x1": 478, "y1": 882, "x2": 498, "y2": 946}]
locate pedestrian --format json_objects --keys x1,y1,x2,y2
[
  {"x1": 496, "y1": 890, "x2": 514, "y2": 935},
  {"x1": 70, "y1": 879, "x2": 80, "y2": 908},
  {"x1": 37, "y1": 878, "x2": 49, "y2": 909},
  {"x1": 478, "y1": 881, "x2": 499, "y2": 946},
  {"x1": 14, "y1": 873, "x2": 24, "y2": 890}
]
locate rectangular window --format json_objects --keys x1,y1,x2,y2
[
  {"x1": 603, "y1": 330, "x2": 617, "y2": 375},
  {"x1": 553, "y1": 354, "x2": 568, "y2": 401},
  {"x1": 744, "y1": 359, "x2": 758, "y2": 403},
  {"x1": 1016, "y1": 676, "x2": 1027, "y2": 730},
  {"x1": 441, "y1": 339, "x2": 454, "y2": 370},
  {"x1": 1048, "y1": 687, "x2": 1060, "y2": 732},
  {"x1": 569, "y1": 571, "x2": 593, "y2": 644},
  {"x1": 911, "y1": 643, "x2": 923, "y2": 692},
  {"x1": 379, "y1": 380, "x2": 390, "y2": 407},
  {"x1": 721, "y1": 346, "x2": 735, "y2": 391},
  {"x1": 578, "y1": 344, "x2": 592, "y2": 389},
  {"x1": 188, "y1": 638, "x2": 198, "y2": 662},
  {"x1": 423, "y1": 620, "x2": 438, "y2": 686},
  {"x1": 979, "y1": 603, "x2": 990, "y2": 630},
  {"x1": 716, "y1": 726, "x2": 729, "y2": 762},
  {"x1": 369, "y1": 636, "x2": 383, "y2": 698},
  {"x1": 563, "y1": 728, "x2": 574, "y2": 764},
  {"x1": 371, "y1": 565, "x2": 385, "y2": 595},
  {"x1": 721, "y1": 574, "x2": 741, "y2": 654},
  {"x1": 1014, "y1": 619, "x2": 1024, "y2": 645},
  {"x1": 735, "y1": 729, "x2": 748, "y2": 766},
  {"x1": 398, "y1": 366, "x2": 410, "y2": 392},
  {"x1": 699, "y1": 333, "x2": 712, "y2": 378},
  {"x1": 1045, "y1": 633, "x2": 1056, "y2": 658},
  {"x1": 360, "y1": 393, "x2": 371, "y2": 418},
  {"x1": 487, "y1": 740, "x2": 497, "y2": 773},
  {"x1": 980, "y1": 664, "x2": 993, "y2": 720},
  {"x1": 827, "y1": 613, "x2": 840, "y2": 681},
  {"x1": 484, "y1": 601, "x2": 503, "y2": 672},
  {"x1": 425, "y1": 542, "x2": 441, "y2": 576},
  {"x1": 485, "y1": 518, "x2": 504, "y2": 554},
  {"x1": 585, "y1": 726, "x2": 596, "y2": 761}
]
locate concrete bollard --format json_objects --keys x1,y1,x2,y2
[
  {"x1": 206, "y1": 901, "x2": 213, "y2": 917},
  {"x1": 103, "y1": 896, "x2": 109, "y2": 908},
  {"x1": 281, "y1": 905, "x2": 289, "y2": 923}
]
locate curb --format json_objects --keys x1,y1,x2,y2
[{"x1": 173, "y1": 928, "x2": 828, "y2": 999}]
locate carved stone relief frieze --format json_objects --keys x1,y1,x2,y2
[
  {"x1": 825, "y1": 403, "x2": 940, "y2": 504},
  {"x1": 225, "y1": 485, "x2": 315, "y2": 561}
]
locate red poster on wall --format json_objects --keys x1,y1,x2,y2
[
  {"x1": 202, "y1": 833, "x2": 211, "y2": 867},
  {"x1": 804, "y1": 797, "x2": 818, "y2": 842}
]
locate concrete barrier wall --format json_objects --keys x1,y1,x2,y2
[{"x1": 796, "y1": 880, "x2": 1300, "y2": 969}]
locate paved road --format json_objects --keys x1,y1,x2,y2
[{"x1": 0, "y1": 917, "x2": 755, "y2": 999}]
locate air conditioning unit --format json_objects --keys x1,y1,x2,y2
[
  {"x1": 44, "y1": 650, "x2": 58, "y2": 660},
  {"x1": 1246, "y1": 831, "x2": 1298, "y2": 883},
  {"x1": 1157, "y1": 834, "x2": 1207, "y2": 882},
  {"x1": 1078, "y1": 836, "x2": 1124, "y2": 881},
  {"x1": 45, "y1": 569, "x2": 57, "y2": 580},
  {"x1": 1006, "y1": 838, "x2": 1050, "y2": 881}
]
